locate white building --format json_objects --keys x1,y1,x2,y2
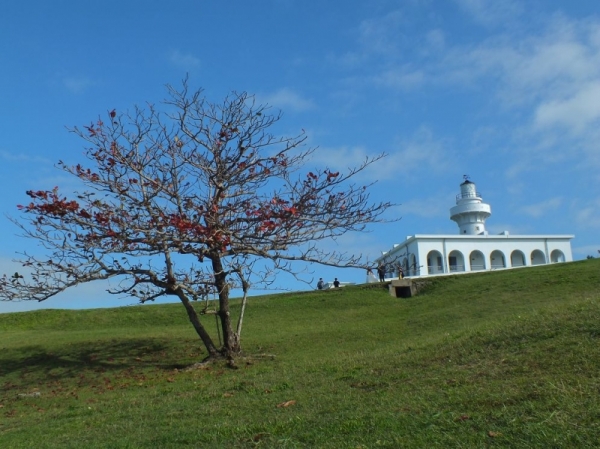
[{"x1": 373, "y1": 178, "x2": 574, "y2": 280}]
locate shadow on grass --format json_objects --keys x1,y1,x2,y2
[{"x1": 0, "y1": 337, "x2": 205, "y2": 384}]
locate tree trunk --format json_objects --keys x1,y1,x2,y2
[
  {"x1": 234, "y1": 288, "x2": 249, "y2": 349},
  {"x1": 212, "y1": 256, "x2": 240, "y2": 356},
  {"x1": 177, "y1": 290, "x2": 219, "y2": 358}
]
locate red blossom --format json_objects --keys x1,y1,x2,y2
[
  {"x1": 326, "y1": 171, "x2": 340, "y2": 182},
  {"x1": 84, "y1": 123, "x2": 96, "y2": 137}
]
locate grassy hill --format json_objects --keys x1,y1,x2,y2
[{"x1": 1, "y1": 259, "x2": 599, "y2": 448}]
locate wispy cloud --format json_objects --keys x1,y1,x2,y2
[
  {"x1": 399, "y1": 196, "x2": 450, "y2": 219},
  {"x1": 358, "y1": 11, "x2": 600, "y2": 174},
  {"x1": 373, "y1": 65, "x2": 425, "y2": 90},
  {"x1": 385, "y1": 127, "x2": 455, "y2": 179},
  {"x1": 169, "y1": 50, "x2": 200, "y2": 69},
  {"x1": 309, "y1": 126, "x2": 453, "y2": 184},
  {"x1": 574, "y1": 197, "x2": 600, "y2": 229},
  {"x1": 432, "y1": 14, "x2": 600, "y2": 134},
  {"x1": 309, "y1": 145, "x2": 370, "y2": 173},
  {"x1": 351, "y1": 9, "x2": 600, "y2": 120},
  {"x1": 339, "y1": 10, "x2": 408, "y2": 67},
  {"x1": 519, "y1": 197, "x2": 563, "y2": 218},
  {"x1": 0, "y1": 151, "x2": 52, "y2": 164},
  {"x1": 260, "y1": 88, "x2": 315, "y2": 113},
  {"x1": 534, "y1": 81, "x2": 600, "y2": 135},
  {"x1": 425, "y1": 29, "x2": 446, "y2": 52},
  {"x1": 63, "y1": 76, "x2": 95, "y2": 94},
  {"x1": 486, "y1": 222, "x2": 531, "y2": 235},
  {"x1": 357, "y1": 10, "x2": 406, "y2": 56},
  {"x1": 572, "y1": 244, "x2": 600, "y2": 258},
  {"x1": 453, "y1": 0, "x2": 522, "y2": 27}
]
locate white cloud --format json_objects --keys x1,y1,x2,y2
[
  {"x1": 576, "y1": 206, "x2": 600, "y2": 229},
  {"x1": 25, "y1": 173, "x2": 87, "y2": 195},
  {"x1": 424, "y1": 14, "x2": 600, "y2": 173},
  {"x1": 338, "y1": 9, "x2": 408, "y2": 67},
  {"x1": 454, "y1": 0, "x2": 522, "y2": 27},
  {"x1": 399, "y1": 196, "x2": 450, "y2": 219},
  {"x1": 534, "y1": 81, "x2": 600, "y2": 134},
  {"x1": 572, "y1": 244, "x2": 600, "y2": 258},
  {"x1": 357, "y1": 10, "x2": 405, "y2": 56},
  {"x1": 260, "y1": 88, "x2": 315, "y2": 113},
  {"x1": 309, "y1": 127, "x2": 453, "y2": 183},
  {"x1": 519, "y1": 197, "x2": 563, "y2": 218},
  {"x1": 486, "y1": 222, "x2": 531, "y2": 235},
  {"x1": 63, "y1": 76, "x2": 94, "y2": 94},
  {"x1": 374, "y1": 66, "x2": 425, "y2": 90},
  {"x1": 317, "y1": 229, "x2": 388, "y2": 263},
  {"x1": 386, "y1": 127, "x2": 455, "y2": 178},
  {"x1": 425, "y1": 29, "x2": 446, "y2": 51},
  {"x1": 326, "y1": 6, "x2": 600, "y2": 196},
  {"x1": 309, "y1": 145, "x2": 370, "y2": 174},
  {"x1": 559, "y1": 195, "x2": 600, "y2": 232},
  {"x1": 0, "y1": 151, "x2": 52, "y2": 164},
  {"x1": 170, "y1": 50, "x2": 200, "y2": 69},
  {"x1": 403, "y1": 13, "x2": 599, "y2": 115}
]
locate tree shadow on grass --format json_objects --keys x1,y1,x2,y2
[{"x1": 0, "y1": 337, "x2": 205, "y2": 385}]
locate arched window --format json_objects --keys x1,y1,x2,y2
[
  {"x1": 531, "y1": 250, "x2": 546, "y2": 265},
  {"x1": 510, "y1": 250, "x2": 526, "y2": 267},
  {"x1": 469, "y1": 250, "x2": 486, "y2": 271},
  {"x1": 490, "y1": 250, "x2": 506, "y2": 269},
  {"x1": 427, "y1": 250, "x2": 444, "y2": 275},
  {"x1": 550, "y1": 250, "x2": 565, "y2": 263},
  {"x1": 409, "y1": 253, "x2": 418, "y2": 276},
  {"x1": 401, "y1": 257, "x2": 409, "y2": 274},
  {"x1": 448, "y1": 250, "x2": 465, "y2": 272}
]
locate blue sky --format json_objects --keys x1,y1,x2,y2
[{"x1": 1, "y1": 0, "x2": 599, "y2": 313}]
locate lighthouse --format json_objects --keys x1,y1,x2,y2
[
  {"x1": 449, "y1": 177, "x2": 491, "y2": 235},
  {"x1": 374, "y1": 177, "x2": 573, "y2": 281}
]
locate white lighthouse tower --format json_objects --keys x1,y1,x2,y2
[{"x1": 449, "y1": 177, "x2": 491, "y2": 235}]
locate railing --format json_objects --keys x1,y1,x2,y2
[
  {"x1": 449, "y1": 264, "x2": 466, "y2": 272},
  {"x1": 427, "y1": 265, "x2": 444, "y2": 273},
  {"x1": 456, "y1": 191, "x2": 482, "y2": 201},
  {"x1": 404, "y1": 267, "x2": 421, "y2": 277}
]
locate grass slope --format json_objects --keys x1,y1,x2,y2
[{"x1": 1, "y1": 259, "x2": 599, "y2": 448}]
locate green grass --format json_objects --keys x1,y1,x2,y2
[{"x1": 1, "y1": 259, "x2": 599, "y2": 448}]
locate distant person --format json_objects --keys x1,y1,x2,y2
[
  {"x1": 397, "y1": 264, "x2": 404, "y2": 279},
  {"x1": 333, "y1": 278, "x2": 340, "y2": 288},
  {"x1": 317, "y1": 278, "x2": 324, "y2": 290},
  {"x1": 377, "y1": 264, "x2": 385, "y2": 282},
  {"x1": 366, "y1": 267, "x2": 373, "y2": 276}
]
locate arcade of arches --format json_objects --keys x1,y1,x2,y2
[{"x1": 392, "y1": 249, "x2": 567, "y2": 276}]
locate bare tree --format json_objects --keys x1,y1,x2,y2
[{"x1": 0, "y1": 81, "x2": 392, "y2": 362}]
